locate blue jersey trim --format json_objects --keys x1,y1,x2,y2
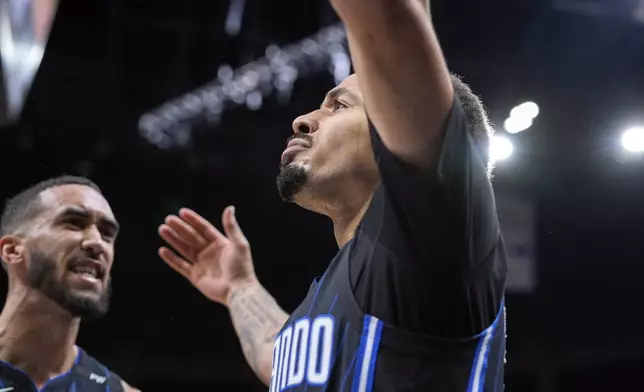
[
  {"x1": 467, "y1": 299, "x2": 505, "y2": 392},
  {"x1": 103, "y1": 364, "x2": 112, "y2": 392},
  {"x1": 350, "y1": 316, "x2": 371, "y2": 392},
  {"x1": 364, "y1": 319, "x2": 383, "y2": 392},
  {"x1": 351, "y1": 315, "x2": 384, "y2": 392},
  {"x1": 0, "y1": 345, "x2": 81, "y2": 391}
]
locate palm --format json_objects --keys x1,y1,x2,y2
[
  {"x1": 190, "y1": 240, "x2": 249, "y2": 302},
  {"x1": 158, "y1": 207, "x2": 255, "y2": 305}
]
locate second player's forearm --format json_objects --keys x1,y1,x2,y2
[{"x1": 227, "y1": 280, "x2": 289, "y2": 385}]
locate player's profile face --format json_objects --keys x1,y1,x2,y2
[
  {"x1": 277, "y1": 74, "x2": 378, "y2": 205},
  {"x1": 24, "y1": 184, "x2": 118, "y2": 318}
]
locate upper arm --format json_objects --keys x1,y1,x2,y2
[
  {"x1": 330, "y1": 0, "x2": 453, "y2": 168},
  {"x1": 353, "y1": 99, "x2": 506, "y2": 337}
]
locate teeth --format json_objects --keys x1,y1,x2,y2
[{"x1": 72, "y1": 266, "x2": 98, "y2": 278}]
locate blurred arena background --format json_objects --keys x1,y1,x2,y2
[{"x1": 1, "y1": 0, "x2": 644, "y2": 390}]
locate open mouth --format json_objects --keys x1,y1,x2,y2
[{"x1": 68, "y1": 259, "x2": 106, "y2": 283}]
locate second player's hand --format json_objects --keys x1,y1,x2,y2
[{"x1": 158, "y1": 206, "x2": 257, "y2": 306}]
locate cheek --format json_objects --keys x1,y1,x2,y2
[
  {"x1": 106, "y1": 250, "x2": 115, "y2": 272},
  {"x1": 316, "y1": 132, "x2": 345, "y2": 157},
  {"x1": 317, "y1": 117, "x2": 365, "y2": 154},
  {"x1": 36, "y1": 236, "x2": 74, "y2": 266},
  {"x1": 327, "y1": 132, "x2": 369, "y2": 165}
]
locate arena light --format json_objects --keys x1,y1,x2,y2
[
  {"x1": 504, "y1": 101, "x2": 539, "y2": 134},
  {"x1": 510, "y1": 102, "x2": 539, "y2": 120},
  {"x1": 139, "y1": 23, "x2": 349, "y2": 149},
  {"x1": 224, "y1": 0, "x2": 245, "y2": 37},
  {"x1": 503, "y1": 116, "x2": 533, "y2": 134},
  {"x1": 490, "y1": 135, "x2": 514, "y2": 161},
  {"x1": 621, "y1": 127, "x2": 644, "y2": 153},
  {"x1": 0, "y1": 0, "x2": 59, "y2": 125}
]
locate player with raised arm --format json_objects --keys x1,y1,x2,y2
[{"x1": 159, "y1": 0, "x2": 506, "y2": 390}]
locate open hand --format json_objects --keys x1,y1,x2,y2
[{"x1": 158, "y1": 206, "x2": 257, "y2": 306}]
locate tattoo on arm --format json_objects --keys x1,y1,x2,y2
[{"x1": 228, "y1": 283, "x2": 289, "y2": 384}]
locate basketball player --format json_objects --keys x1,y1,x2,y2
[
  {"x1": 0, "y1": 176, "x2": 140, "y2": 391},
  {"x1": 159, "y1": 0, "x2": 506, "y2": 390}
]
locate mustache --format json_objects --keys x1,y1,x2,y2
[
  {"x1": 68, "y1": 247, "x2": 106, "y2": 263},
  {"x1": 286, "y1": 134, "x2": 313, "y2": 146}
]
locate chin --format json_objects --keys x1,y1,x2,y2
[
  {"x1": 26, "y1": 247, "x2": 111, "y2": 318},
  {"x1": 277, "y1": 161, "x2": 309, "y2": 203},
  {"x1": 62, "y1": 287, "x2": 111, "y2": 319},
  {"x1": 47, "y1": 280, "x2": 112, "y2": 319}
]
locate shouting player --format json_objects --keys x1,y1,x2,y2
[
  {"x1": 0, "y1": 176, "x2": 140, "y2": 391},
  {"x1": 159, "y1": 0, "x2": 507, "y2": 390}
]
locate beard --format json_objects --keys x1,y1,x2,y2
[
  {"x1": 276, "y1": 134, "x2": 313, "y2": 202},
  {"x1": 276, "y1": 162, "x2": 308, "y2": 203},
  {"x1": 27, "y1": 247, "x2": 111, "y2": 319}
]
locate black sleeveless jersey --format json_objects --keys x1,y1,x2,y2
[
  {"x1": 269, "y1": 97, "x2": 507, "y2": 391},
  {"x1": 0, "y1": 347, "x2": 124, "y2": 392},
  {"x1": 269, "y1": 244, "x2": 506, "y2": 392}
]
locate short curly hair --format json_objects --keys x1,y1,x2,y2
[
  {"x1": 450, "y1": 73, "x2": 495, "y2": 177},
  {"x1": 0, "y1": 175, "x2": 102, "y2": 268},
  {"x1": 0, "y1": 175, "x2": 101, "y2": 269},
  {"x1": 1, "y1": 175, "x2": 101, "y2": 237}
]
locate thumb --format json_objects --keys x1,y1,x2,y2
[{"x1": 222, "y1": 206, "x2": 247, "y2": 244}]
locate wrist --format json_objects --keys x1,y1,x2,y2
[{"x1": 225, "y1": 276, "x2": 260, "y2": 307}]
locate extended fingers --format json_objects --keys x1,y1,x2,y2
[
  {"x1": 165, "y1": 215, "x2": 208, "y2": 249},
  {"x1": 158, "y1": 246, "x2": 192, "y2": 280},
  {"x1": 179, "y1": 208, "x2": 224, "y2": 242},
  {"x1": 158, "y1": 224, "x2": 197, "y2": 262},
  {"x1": 222, "y1": 206, "x2": 248, "y2": 246}
]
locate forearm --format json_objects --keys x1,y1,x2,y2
[
  {"x1": 330, "y1": 0, "x2": 452, "y2": 168},
  {"x1": 227, "y1": 281, "x2": 289, "y2": 385}
]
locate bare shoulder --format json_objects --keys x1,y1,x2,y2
[{"x1": 121, "y1": 379, "x2": 142, "y2": 392}]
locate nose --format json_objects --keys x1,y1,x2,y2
[
  {"x1": 292, "y1": 114, "x2": 319, "y2": 135},
  {"x1": 81, "y1": 226, "x2": 106, "y2": 259}
]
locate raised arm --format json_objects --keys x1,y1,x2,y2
[
  {"x1": 331, "y1": 0, "x2": 505, "y2": 337},
  {"x1": 329, "y1": 0, "x2": 453, "y2": 168},
  {"x1": 158, "y1": 207, "x2": 288, "y2": 385}
]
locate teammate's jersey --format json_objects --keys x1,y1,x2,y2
[
  {"x1": 270, "y1": 96, "x2": 507, "y2": 391},
  {"x1": 0, "y1": 346, "x2": 124, "y2": 392}
]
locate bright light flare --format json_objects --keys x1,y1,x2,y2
[
  {"x1": 504, "y1": 101, "x2": 539, "y2": 134},
  {"x1": 510, "y1": 102, "x2": 540, "y2": 120},
  {"x1": 621, "y1": 127, "x2": 644, "y2": 153},
  {"x1": 490, "y1": 135, "x2": 514, "y2": 161},
  {"x1": 504, "y1": 116, "x2": 534, "y2": 134}
]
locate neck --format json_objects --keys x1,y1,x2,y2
[
  {"x1": 297, "y1": 171, "x2": 378, "y2": 247},
  {"x1": 0, "y1": 285, "x2": 79, "y2": 387},
  {"x1": 331, "y1": 196, "x2": 372, "y2": 248}
]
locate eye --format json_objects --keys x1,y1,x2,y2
[
  {"x1": 65, "y1": 217, "x2": 85, "y2": 229},
  {"x1": 333, "y1": 101, "x2": 348, "y2": 112},
  {"x1": 101, "y1": 228, "x2": 117, "y2": 242}
]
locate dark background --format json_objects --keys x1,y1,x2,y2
[{"x1": 1, "y1": 0, "x2": 644, "y2": 390}]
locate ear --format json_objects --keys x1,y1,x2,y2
[{"x1": 0, "y1": 235, "x2": 26, "y2": 266}]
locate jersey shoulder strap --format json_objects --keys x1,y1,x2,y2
[{"x1": 73, "y1": 347, "x2": 124, "y2": 390}]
